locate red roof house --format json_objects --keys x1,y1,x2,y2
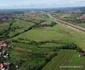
[
  {"x1": 0, "y1": 63, "x2": 4, "y2": 69},
  {"x1": 0, "y1": 41, "x2": 7, "y2": 47},
  {"x1": 77, "y1": 14, "x2": 85, "y2": 20}
]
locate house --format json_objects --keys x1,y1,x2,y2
[
  {"x1": 0, "y1": 49, "x2": 9, "y2": 58},
  {"x1": 0, "y1": 41, "x2": 8, "y2": 47},
  {"x1": 0, "y1": 63, "x2": 5, "y2": 70},
  {"x1": 1, "y1": 50, "x2": 9, "y2": 59},
  {"x1": 0, "y1": 16, "x2": 7, "y2": 21},
  {"x1": 77, "y1": 14, "x2": 85, "y2": 20},
  {"x1": 3, "y1": 53, "x2": 9, "y2": 58},
  {"x1": 4, "y1": 62, "x2": 10, "y2": 70},
  {"x1": 79, "y1": 52, "x2": 85, "y2": 57},
  {"x1": 0, "y1": 62, "x2": 10, "y2": 70},
  {"x1": 3, "y1": 62, "x2": 10, "y2": 67}
]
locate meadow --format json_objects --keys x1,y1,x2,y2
[
  {"x1": 1, "y1": 11, "x2": 85, "y2": 70},
  {"x1": 42, "y1": 50, "x2": 85, "y2": 70}
]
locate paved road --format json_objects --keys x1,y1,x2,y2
[{"x1": 48, "y1": 13, "x2": 85, "y2": 32}]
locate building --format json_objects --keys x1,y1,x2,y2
[
  {"x1": 0, "y1": 62, "x2": 10, "y2": 70},
  {"x1": 0, "y1": 41, "x2": 8, "y2": 48},
  {"x1": 77, "y1": 14, "x2": 85, "y2": 20},
  {"x1": 79, "y1": 52, "x2": 85, "y2": 57},
  {"x1": 0, "y1": 63, "x2": 5, "y2": 70}
]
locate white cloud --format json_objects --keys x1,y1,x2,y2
[{"x1": 0, "y1": 0, "x2": 85, "y2": 9}]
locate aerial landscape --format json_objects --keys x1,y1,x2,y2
[{"x1": 0, "y1": 0, "x2": 85, "y2": 70}]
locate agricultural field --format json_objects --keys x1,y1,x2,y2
[
  {"x1": 0, "y1": 9, "x2": 85, "y2": 70},
  {"x1": 42, "y1": 50, "x2": 85, "y2": 70},
  {"x1": 13, "y1": 23, "x2": 85, "y2": 49}
]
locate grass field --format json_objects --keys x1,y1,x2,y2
[
  {"x1": 0, "y1": 22, "x2": 10, "y2": 34},
  {"x1": 13, "y1": 23, "x2": 85, "y2": 50},
  {"x1": 42, "y1": 50, "x2": 85, "y2": 70},
  {"x1": 1, "y1": 11, "x2": 85, "y2": 70},
  {"x1": 8, "y1": 19, "x2": 34, "y2": 37}
]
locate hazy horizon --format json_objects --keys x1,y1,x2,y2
[{"x1": 0, "y1": 0, "x2": 85, "y2": 9}]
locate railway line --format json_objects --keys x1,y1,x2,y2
[
  {"x1": 48, "y1": 13, "x2": 85, "y2": 32},
  {"x1": 56, "y1": 18, "x2": 85, "y2": 32}
]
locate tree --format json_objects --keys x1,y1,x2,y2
[
  {"x1": 76, "y1": 47, "x2": 84, "y2": 52},
  {"x1": 60, "y1": 43, "x2": 77, "y2": 50}
]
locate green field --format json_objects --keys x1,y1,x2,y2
[
  {"x1": 42, "y1": 50, "x2": 85, "y2": 70},
  {"x1": 8, "y1": 19, "x2": 34, "y2": 37},
  {"x1": 13, "y1": 23, "x2": 85, "y2": 50},
  {"x1": 1, "y1": 11, "x2": 85, "y2": 70}
]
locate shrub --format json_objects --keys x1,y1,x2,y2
[
  {"x1": 45, "y1": 52, "x2": 57, "y2": 62},
  {"x1": 60, "y1": 43, "x2": 77, "y2": 50},
  {"x1": 76, "y1": 47, "x2": 84, "y2": 52}
]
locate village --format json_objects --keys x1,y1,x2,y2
[
  {"x1": 0, "y1": 41, "x2": 13, "y2": 70},
  {"x1": 0, "y1": 40, "x2": 85, "y2": 70}
]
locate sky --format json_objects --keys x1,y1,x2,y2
[{"x1": 0, "y1": 0, "x2": 85, "y2": 9}]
